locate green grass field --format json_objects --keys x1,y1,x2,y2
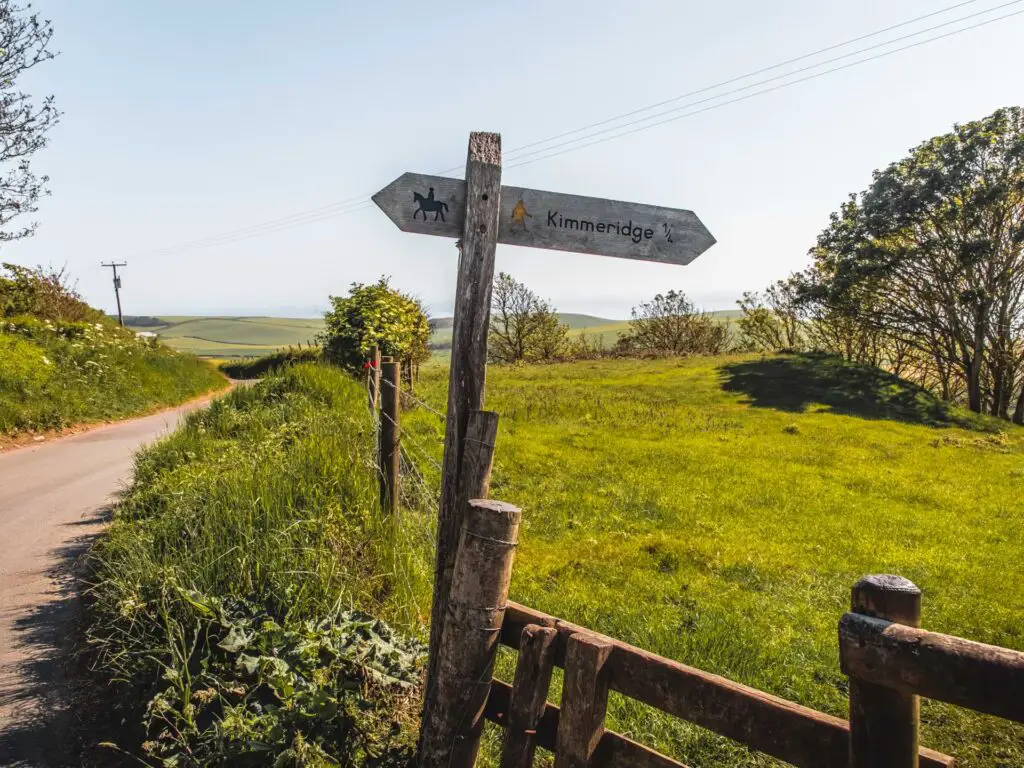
[{"x1": 399, "y1": 353, "x2": 1024, "y2": 767}]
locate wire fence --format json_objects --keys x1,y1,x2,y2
[{"x1": 370, "y1": 371, "x2": 448, "y2": 627}]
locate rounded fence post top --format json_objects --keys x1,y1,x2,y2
[
  {"x1": 854, "y1": 574, "x2": 921, "y2": 595},
  {"x1": 851, "y1": 574, "x2": 922, "y2": 626},
  {"x1": 468, "y1": 499, "x2": 521, "y2": 516}
]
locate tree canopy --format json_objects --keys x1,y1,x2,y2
[
  {"x1": 488, "y1": 272, "x2": 568, "y2": 363},
  {"x1": 760, "y1": 107, "x2": 1024, "y2": 421},
  {"x1": 319, "y1": 278, "x2": 430, "y2": 374},
  {"x1": 619, "y1": 290, "x2": 729, "y2": 356},
  {"x1": 0, "y1": 3, "x2": 59, "y2": 242}
]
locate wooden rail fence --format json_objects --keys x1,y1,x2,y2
[
  {"x1": 368, "y1": 357, "x2": 1024, "y2": 768},
  {"x1": 421, "y1": 496, "x2": 1024, "y2": 768}
]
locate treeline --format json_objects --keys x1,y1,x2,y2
[
  {"x1": 122, "y1": 315, "x2": 166, "y2": 327},
  {"x1": 487, "y1": 272, "x2": 729, "y2": 364},
  {"x1": 739, "y1": 106, "x2": 1024, "y2": 423}
]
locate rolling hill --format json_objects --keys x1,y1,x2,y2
[
  {"x1": 130, "y1": 310, "x2": 743, "y2": 358},
  {"x1": 127, "y1": 316, "x2": 325, "y2": 358}
]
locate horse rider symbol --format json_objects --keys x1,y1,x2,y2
[{"x1": 413, "y1": 187, "x2": 449, "y2": 222}]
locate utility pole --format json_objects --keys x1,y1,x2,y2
[{"x1": 101, "y1": 262, "x2": 127, "y2": 326}]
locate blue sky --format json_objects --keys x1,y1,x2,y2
[{"x1": 5, "y1": 0, "x2": 1024, "y2": 318}]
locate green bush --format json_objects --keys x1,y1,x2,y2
[
  {"x1": 1, "y1": 262, "x2": 105, "y2": 323},
  {"x1": 0, "y1": 316, "x2": 225, "y2": 435},
  {"x1": 85, "y1": 364, "x2": 424, "y2": 766},
  {"x1": 320, "y1": 278, "x2": 430, "y2": 374}
]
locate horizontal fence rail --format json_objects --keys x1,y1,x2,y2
[
  {"x1": 492, "y1": 600, "x2": 955, "y2": 768},
  {"x1": 839, "y1": 612, "x2": 1024, "y2": 723}
]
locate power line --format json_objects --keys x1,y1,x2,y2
[
  {"x1": 501, "y1": 0, "x2": 1024, "y2": 167},
  {"x1": 127, "y1": 2, "x2": 1005, "y2": 260},
  {"x1": 504, "y1": 7, "x2": 1024, "y2": 171},
  {"x1": 452, "y1": 0, "x2": 989, "y2": 166},
  {"x1": 126, "y1": 1, "x2": 1022, "y2": 260}
]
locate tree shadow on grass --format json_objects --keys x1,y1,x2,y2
[{"x1": 719, "y1": 353, "x2": 996, "y2": 432}]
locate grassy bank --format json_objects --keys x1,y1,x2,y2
[
  {"x1": 84, "y1": 364, "x2": 424, "y2": 766},
  {"x1": 0, "y1": 316, "x2": 225, "y2": 439},
  {"x1": 400, "y1": 354, "x2": 1024, "y2": 767},
  {"x1": 219, "y1": 346, "x2": 322, "y2": 379}
]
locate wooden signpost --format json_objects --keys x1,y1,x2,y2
[
  {"x1": 372, "y1": 132, "x2": 715, "y2": 768},
  {"x1": 373, "y1": 172, "x2": 716, "y2": 266}
]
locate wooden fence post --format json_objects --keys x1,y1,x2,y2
[
  {"x1": 556, "y1": 633, "x2": 614, "y2": 768},
  {"x1": 500, "y1": 624, "x2": 558, "y2": 768},
  {"x1": 424, "y1": 411, "x2": 499, "y2": 709},
  {"x1": 367, "y1": 345, "x2": 381, "y2": 411},
  {"x1": 419, "y1": 498, "x2": 521, "y2": 768},
  {"x1": 428, "y1": 132, "x2": 502, "y2": 699},
  {"x1": 378, "y1": 360, "x2": 400, "y2": 519},
  {"x1": 847, "y1": 574, "x2": 922, "y2": 768}
]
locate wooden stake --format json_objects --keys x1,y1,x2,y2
[
  {"x1": 367, "y1": 345, "x2": 381, "y2": 411},
  {"x1": 848, "y1": 575, "x2": 922, "y2": 768},
  {"x1": 419, "y1": 498, "x2": 521, "y2": 768},
  {"x1": 378, "y1": 360, "x2": 400, "y2": 519},
  {"x1": 425, "y1": 132, "x2": 502, "y2": 719},
  {"x1": 424, "y1": 410, "x2": 499, "y2": 705},
  {"x1": 500, "y1": 624, "x2": 558, "y2": 768},
  {"x1": 556, "y1": 633, "x2": 614, "y2": 768}
]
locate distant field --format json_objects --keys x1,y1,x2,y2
[
  {"x1": 128, "y1": 316, "x2": 324, "y2": 358},
  {"x1": 431, "y1": 310, "x2": 743, "y2": 352},
  {"x1": 133, "y1": 310, "x2": 742, "y2": 359}
]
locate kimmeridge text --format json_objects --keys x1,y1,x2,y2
[{"x1": 547, "y1": 211, "x2": 655, "y2": 244}]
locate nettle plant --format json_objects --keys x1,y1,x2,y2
[{"x1": 119, "y1": 589, "x2": 425, "y2": 767}]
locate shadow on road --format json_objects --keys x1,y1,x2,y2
[
  {"x1": 0, "y1": 506, "x2": 110, "y2": 767},
  {"x1": 719, "y1": 353, "x2": 992, "y2": 431}
]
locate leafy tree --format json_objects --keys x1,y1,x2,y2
[
  {"x1": 0, "y1": 3, "x2": 59, "y2": 242},
  {"x1": 737, "y1": 276, "x2": 804, "y2": 352},
  {"x1": 619, "y1": 290, "x2": 729, "y2": 356},
  {"x1": 802, "y1": 106, "x2": 1024, "y2": 419},
  {"x1": 319, "y1": 278, "x2": 430, "y2": 375},
  {"x1": 488, "y1": 272, "x2": 568, "y2": 363}
]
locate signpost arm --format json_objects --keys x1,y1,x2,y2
[{"x1": 422, "y1": 131, "x2": 502, "y2": 737}]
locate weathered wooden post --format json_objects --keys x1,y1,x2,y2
[
  {"x1": 367, "y1": 345, "x2": 381, "y2": 411},
  {"x1": 424, "y1": 133, "x2": 503, "y2": 722},
  {"x1": 500, "y1": 624, "x2": 558, "y2": 768},
  {"x1": 419, "y1": 498, "x2": 522, "y2": 768},
  {"x1": 378, "y1": 360, "x2": 401, "y2": 518},
  {"x1": 424, "y1": 411, "x2": 499, "y2": 696},
  {"x1": 846, "y1": 574, "x2": 922, "y2": 768},
  {"x1": 556, "y1": 633, "x2": 614, "y2": 768}
]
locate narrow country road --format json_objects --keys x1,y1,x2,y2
[{"x1": 0, "y1": 395, "x2": 223, "y2": 767}]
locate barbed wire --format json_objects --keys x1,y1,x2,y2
[
  {"x1": 379, "y1": 410, "x2": 444, "y2": 474},
  {"x1": 378, "y1": 376, "x2": 447, "y2": 422}
]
